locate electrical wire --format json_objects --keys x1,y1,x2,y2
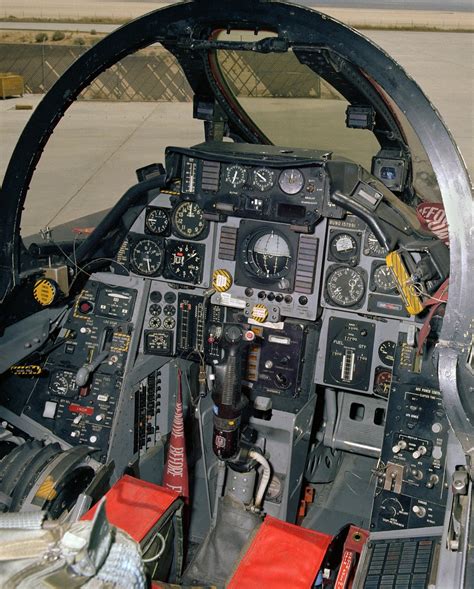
[
  {"x1": 141, "y1": 532, "x2": 166, "y2": 563},
  {"x1": 47, "y1": 233, "x2": 130, "y2": 278},
  {"x1": 409, "y1": 281, "x2": 448, "y2": 305},
  {"x1": 197, "y1": 396, "x2": 213, "y2": 522}
]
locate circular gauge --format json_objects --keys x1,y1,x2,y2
[
  {"x1": 130, "y1": 239, "x2": 164, "y2": 276},
  {"x1": 278, "y1": 169, "x2": 304, "y2": 195},
  {"x1": 172, "y1": 201, "x2": 207, "y2": 239},
  {"x1": 149, "y1": 316, "x2": 161, "y2": 329},
  {"x1": 149, "y1": 304, "x2": 161, "y2": 316},
  {"x1": 326, "y1": 266, "x2": 366, "y2": 307},
  {"x1": 330, "y1": 232, "x2": 359, "y2": 263},
  {"x1": 164, "y1": 304, "x2": 175, "y2": 316},
  {"x1": 163, "y1": 317, "x2": 176, "y2": 330},
  {"x1": 252, "y1": 167, "x2": 275, "y2": 192},
  {"x1": 225, "y1": 164, "x2": 247, "y2": 188},
  {"x1": 378, "y1": 340, "x2": 396, "y2": 366},
  {"x1": 364, "y1": 232, "x2": 386, "y2": 257},
  {"x1": 49, "y1": 371, "x2": 76, "y2": 397},
  {"x1": 145, "y1": 208, "x2": 169, "y2": 235},
  {"x1": 166, "y1": 241, "x2": 203, "y2": 283},
  {"x1": 373, "y1": 264, "x2": 398, "y2": 294},
  {"x1": 374, "y1": 368, "x2": 392, "y2": 397},
  {"x1": 244, "y1": 230, "x2": 292, "y2": 280}
]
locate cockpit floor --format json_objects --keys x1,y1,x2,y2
[{"x1": 302, "y1": 452, "x2": 377, "y2": 536}]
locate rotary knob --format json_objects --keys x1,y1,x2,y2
[{"x1": 381, "y1": 498, "x2": 401, "y2": 519}]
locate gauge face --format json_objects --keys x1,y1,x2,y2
[
  {"x1": 144, "y1": 330, "x2": 172, "y2": 355},
  {"x1": 364, "y1": 232, "x2": 386, "y2": 257},
  {"x1": 172, "y1": 201, "x2": 207, "y2": 239},
  {"x1": 149, "y1": 304, "x2": 161, "y2": 316},
  {"x1": 246, "y1": 230, "x2": 292, "y2": 280},
  {"x1": 278, "y1": 169, "x2": 304, "y2": 195},
  {"x1": 166, "y1": 241, "x2": 203, "y2": 283},
  {"x1": 145, "y1": 208, "x2": 169, "y2": 235},
  {"x1": 130, "y1": 239, "x2": 164, "y2": 276},
  {"x1": 373, "y1": 264, "x2": 398, "y2": 294},
  {"x1": 49, "y1": 370, "x2": 76, "y2": 397},
  {"x1": 252, "y1": 167, "x2": 275, "y2": 192},
  {"x1": 378, "y1": 340, "x2": 396, "y2": 366},
  {"x1": 225, "y1": 164, "x2": 247, "y2": 188},
  {"x1": 374, "y1": 368, "x2": 392, "y2": 397},
  {"x1": 330, "y1": 232, "x2": 359, "y2": 263},
  {"x1": 326, "y1": 266, "x2": 366, "y2": 307},
  {"x1": 149, "y1": 316, "x2": 161, "y2": 329},
  {"x1": 163, "y1": 317, "x2": 176, "y2": 330}
]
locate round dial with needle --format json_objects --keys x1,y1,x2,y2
[
  {"x1": 326, "y1": 266, "x2": 366, "y2": 307},
  {"x1": 145, "y1": 207, "x2": 169, "y2": 235},
  {"x1": 130, "y1": 239, "x2": 164, "y2": 276},
  {"x1": 172, "y1": 201, "x2": 207, "y2": 239},
  {"x1": 252, "y1": 167, "x2": 275, "y2": 191},
  {"x1": 166, "y1": 241, "x2": 203, "y2": 283},
  {"x1": 225, "y1": 164, "x2": 247, "y2": 188},
  {"x1": 373, "y1": 264, "x2": 398, "y2": 294},
  {"x1": 364, "y1": 231, "x2": 386, "y2": 257},
  {"x1": 378, "y1": 340, "x2": 396, "y2": 366},
  {"x1": 279, "y1": 169, "x2": 304, "y2": 194},
  {"x1": 49, "y1": 370, "x2": 76, "y2": 397}
]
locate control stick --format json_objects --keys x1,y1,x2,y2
[{"x1": 211, "y1": 324, "x2": 255, "y2": 460}]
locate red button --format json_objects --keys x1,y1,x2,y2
[{"x1": 79, "y1": 300, "x2": 93, "y2": 314}]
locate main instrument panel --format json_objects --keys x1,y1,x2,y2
[{"x1": 118, "y1": 142, "x2": 405, "y2": 405}]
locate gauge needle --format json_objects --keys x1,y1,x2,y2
[
  {"x1": 145, "y1": 258, "x2": 151, "y2": 271},
  {"x1": 232, "y1": 171, "x2": 238, "y2": 183},
  {"x1": 256, "y1": 172, "x2": 266, "y2": 181}
]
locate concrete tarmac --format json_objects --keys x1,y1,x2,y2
[
  {"x1": 0, "y1": 30, "x2": 472, "y2": 238},
  {"x1": 1, "y1": 1, "x2": 473, "y2": 30}
]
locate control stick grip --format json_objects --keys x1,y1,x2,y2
[
  {"x1": 220, "y1": 347, "x2": 241, "y2": 407},
  {"x1": 212, "y1": 325, "x2": 254, "y2": 460}
]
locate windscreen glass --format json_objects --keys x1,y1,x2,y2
[
  {"x1": 9, "y1": 44, "x2": 203, "y2": 244},
  {"x1": 214, "y1": 31, "x2": 380, "y2": 170}
]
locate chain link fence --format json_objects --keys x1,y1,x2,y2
[{"x1": 0, "y1": 43, "x2": 336, "y2": 102}]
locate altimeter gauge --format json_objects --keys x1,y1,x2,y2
[{"x1": 172, "y1": 201, "x2": 207, "y2": 239}]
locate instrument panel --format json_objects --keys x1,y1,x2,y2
[{"x1": 119, "y1": 143, "x2": 412, "y2": 398}]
